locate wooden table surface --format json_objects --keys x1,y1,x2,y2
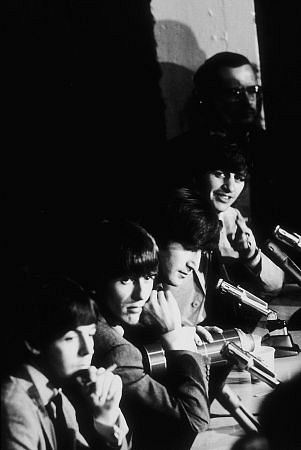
[{"x1": 191, "y1": 285, "x2": 301, "y2": 450}]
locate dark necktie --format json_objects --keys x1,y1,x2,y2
[{"x1": 47, "y1": 392, "x2": 72, "y2": 450}]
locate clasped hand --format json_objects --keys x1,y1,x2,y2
[
  {"x1": 142, "y1": 289, "x2": 182, "y2": 333},
  {"x1": 76, "y1": 365, "x2": 122, "y2": 426}
]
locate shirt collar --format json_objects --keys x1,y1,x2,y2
[
  {"x1": 25, "y1": 364, "x2": 62, "y2": 407},
  {"x1": 218, "y1": 212, "x2": 225, "y2": 227}
]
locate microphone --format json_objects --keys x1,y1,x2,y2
[
  {"x1": 264, "y1": 240, "x2": 301, "y2": 287},
  {"x1": 215, "y1": 384, "x2": 260, "y2": 433},
  {"x1": 274, "y1": 225, "x2": 301, "y2": 251},
  {"x1": 142, "y1": 328, "x2": 257, "y2": 377},
  {"x1": 221, "y1": 342, "x2": 281, "y2": 388},
  {"x1": 216, "y1": 279, "x2": 274, "y2": 316}
]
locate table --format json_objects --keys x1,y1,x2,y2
[{"x1": 191, "y1": 285, "x2": 301, "y2": 450}]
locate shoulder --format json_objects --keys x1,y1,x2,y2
[
  {"x1": 93, "y1": 317, "x2": 144, "y2": 375},
  {"x1": 2, "y1": 373, "x2": 34, "y2": 410},
  {"x1": 1, "y1": 374, "x2": 43, "y2": 445}
]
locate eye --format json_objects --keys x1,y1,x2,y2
[
  {"x1": 63, "y1": 332, "x2": 78, "y2": 342},
  {"x1": 120, "y1": 278, "x2": 133, "y2": 285},
  {"x1": 235, "y1": 173, "x2": 246, "y2": 182},
  {"x1": 144, "y1": 274, "x2": 156, "y2": 281},
  {"x1": 213, "y1": 170, "x2": 226, "y2": 179}
]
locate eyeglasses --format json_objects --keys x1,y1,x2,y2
[{"x1": 222, "y1": 85, "x2": 261, "y2": 101}]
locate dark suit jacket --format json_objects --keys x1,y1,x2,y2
[{"x1": 92, "y1": 315, "x2": 210, "y2": 450}]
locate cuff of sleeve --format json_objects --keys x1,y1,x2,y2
[
  {"x1": 161, "y1": 326, "x2": 197, "y2": 351},
  {"x1": 244, "y1": 247, "x2": 261, "y2": 271},
  {"x1": 94, "y1": 410, "x2": 129, "y2": 448}
]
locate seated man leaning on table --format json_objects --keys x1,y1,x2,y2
[
  {"x1": 149, "y1": 184, "x2": 284, "y2": 335},
  {"x1": 1, "y1": 276, "x2": 129, "y2": 450},
  {"x1": 143, "y1": 186, "x2": 224, "y2": 343},
  {"x1": 76, "y1": 219, "x2": 212, "y2": 450}
]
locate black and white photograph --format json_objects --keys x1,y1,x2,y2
[{"x1": 3, "y1": 1, "x2": 301, "y2": 449}]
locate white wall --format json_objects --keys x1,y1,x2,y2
[{"x1": 151, "y1": 0, "x2": 260, "y2": 139}]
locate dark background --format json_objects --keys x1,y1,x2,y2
[
  {"x1": 254, "y1": 1, "x2": 301, "y2": 232},
  {"x1": 3, "y1": 1, "x2": 301, "y2": 275}
]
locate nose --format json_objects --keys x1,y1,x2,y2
[
  {"x1": 132, "y1": 277, "x2": 152, "y2": 302},
  {"x1": 241, "y1": 89, "x2": 256, "y2": 106},
  {"x1": 222, "y1": 174, "x2": 236, "y2": 192},
  {"x1": 78, "y1": 334, "x2": 94, "y2": 357}
]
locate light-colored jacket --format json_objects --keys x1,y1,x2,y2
[{"x1": 1, "y1": 365, "x2": 127, "y2": 450}]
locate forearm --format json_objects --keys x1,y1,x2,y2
[
  {"x1": 244, "y1": 252, "x2": 284, "y2": 293},
  {"x1": 105, "y1": 345, "x2": 210, "y2": 433}
]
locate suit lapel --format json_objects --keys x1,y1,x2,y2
[{"x1": 18, "y1": 367, "x2": 57, "y2": 450}]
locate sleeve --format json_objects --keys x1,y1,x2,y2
[
  {"x1": 256, "y1": 252, "x2": 285, "y2": 294},
  {"x1": 99, "y1": 339, "x2": 210, "y2": 435},
  {"x1": 231, "y1": 209, "x2": 285, "y2": 295},
  {"x1": 94, "y1": 410, "x2": 129, "y2": 449}
]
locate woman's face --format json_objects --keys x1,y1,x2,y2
[
  {"x1": 203, "y1": 169, "x2": 246, "y2": 214},
  {"x1": 105, "y1": 275, "x2": 155, "y2": 325}
]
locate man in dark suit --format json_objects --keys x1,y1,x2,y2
[{"x1": 81, "y1": 220, "x2": 211, "y2": 450}]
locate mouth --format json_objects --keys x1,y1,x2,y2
[
  {"x1": 127, "y1": 304, "x2": 144, "y2": 314},
  {"x1": 179, "y1": 271, "x2": 190, "y2": 278},
  {"x1": 215, "y1": 193, "x2": 233, "y2": 203}
]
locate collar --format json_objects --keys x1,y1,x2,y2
[{"x1": 25, "y1": 364, "x2": 62, "y2": 407}]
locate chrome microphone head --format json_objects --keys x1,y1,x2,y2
[{"x1": 274, "y1": 225, "x2": 301, "y2": 250}]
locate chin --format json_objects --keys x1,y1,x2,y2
[
  {"x1": 124, "y1": 315, "x2": 140, "y2": 326},
  {"x1": 215, "y1": 205, "x2": 229, "y2": 214},
  {"x1": 172, "y1": 277, "x2": 185, "y2": 287}
]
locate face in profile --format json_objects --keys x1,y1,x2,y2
[
  {"x1": 203, "y1": 169, "x2": 246, "y2": 214},
  {"x1": 213, "y1": 64, "x2": 260, "y2": 128},
  {"x1": 105, "y1": 275, "x2": 156, "y2": 325},
  {"x1": 159, "y1": 242, "x2": 202, "y2": 287},
  {"x1": 45, "y1": 324, "x2": 96, "y2": 380}
]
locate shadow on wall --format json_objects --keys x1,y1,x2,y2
[{"x1": 154, "y1": 20, "x2": 206, "y2": 140}]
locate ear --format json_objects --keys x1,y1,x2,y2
[{"x1": 24, "y1": 340, "x2": 41, "y2": 356}]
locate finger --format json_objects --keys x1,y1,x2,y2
[
  {"x1": 196, "y1": 325, "x2": 214, "y2": 343},
  {"x1": 235, "y1": 214, "x2": 249, "y2": 234},
  {"x1": 96, "y1": 371, "x2": 115, "y2": 406},
  {"x1": 88, "y1": 365, "x2": 98, "y2": 382},
  {"x1": 157, "y1": 289, "x2": 169, "y2": 313},
  {"x1": 147, "y1": 290, "x2": 160, "y2": 314},
  {"x1": 164, "y1": 289, "x2": 176, "y2": 305},
  {"x1": 204, "y1": 326, "x2": 223, "y2": 334},
  {"x1": 105, "y1": 374, "x2": 122, "y2": 403}
]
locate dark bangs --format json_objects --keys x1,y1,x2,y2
[
  {"x1": 207, "y1": 149, "x2": 249, "y2": 178},
  {"x1": 122, "y1": 236, "x2": 158, "y2": 279},
  {"x1": 62, "y1": 296, "x2": 98, "y2": 329},
  {"x1": 23, "y1": 277, "x2": 98, "y2": 349},
  {"x1": 196, "y1": 136, "x2": 251, "y2": 180},
  {"x1": 94, "y1": 220, "x2": 158, "y2": 289}
]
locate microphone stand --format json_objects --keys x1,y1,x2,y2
[
  {"x1": 214, "y1": 340, "x2": 284, "y2": 433},
  {"x1": 273, "y1": 225, "x2": 301, "y2": 330},
  {"x1": 221, "y1": 342, "x2": 281, "y2": 389},
  {"x1": 217, "y1": 279, "x2": 300, "y2": 357},
  {"x1": 215, "y1": 384, "x2": 261, "y2": 433}
]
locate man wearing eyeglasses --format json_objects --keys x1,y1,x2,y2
[{"x1": 192, "y1": 52, "x2": 262, "y2": 134}]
